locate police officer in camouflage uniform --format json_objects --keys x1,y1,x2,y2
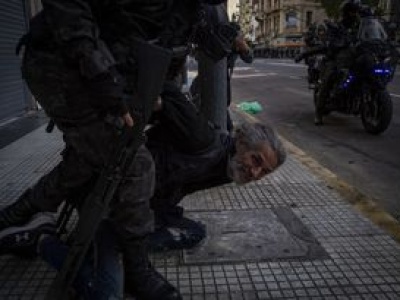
[
  {"x1": 0, "y1": 1, "x2": 225, "y2": 299},
  {"x1": 303, "y1": 22, "x2": 327, "y2": 86},
  {"x1": 295, "y1": 0, "x2": 361, "y2": 125},
  {"x1": 314, "y1": 0, "x2": 361, "y2": 125}
]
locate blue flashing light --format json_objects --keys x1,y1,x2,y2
[
  {"x1": 373, "y1": 68, "x2": 392, "y2": 75},
  {"x1": 342, "y1": 74, "x2": 353, "y2": 88}
]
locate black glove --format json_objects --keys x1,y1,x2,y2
[
  {"x1": 72, "y1": 40, "x2": 128, "y2": 117},
  {"x1": 78, "y1": 40, "x2": 117, "y2": 79},
  {"x1": 86, "y1": 67, "x2": 128, "y2": 117},
  {"x1": 63, "y1": 38, "x2": 96, "y2": 66}
]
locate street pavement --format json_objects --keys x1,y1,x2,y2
[
  {"x1": 230, "y1": 58, "x2": 400, "y2": 222},
  {"x1": 0, "y1": 107, "x2": 399, "y2": 298}
]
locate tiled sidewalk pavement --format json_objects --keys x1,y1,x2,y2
[{"x1": 0, "y1": 125, "x2": 400, "y2": 299}]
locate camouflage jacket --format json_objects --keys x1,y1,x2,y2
[{"x1": 28, "y1": 0, "x2": 198, "y2": 74}]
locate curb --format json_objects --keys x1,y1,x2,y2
[
  {"x1": 282, "y1": 138, "x2": 400, "y2": 244},
  {"x1": 231, "y1": 108, "x2": 400, "y2": 244}
]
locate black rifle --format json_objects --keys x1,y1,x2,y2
[{"x1": 45, "y1": 39, "x2": 172, "y2": 299}]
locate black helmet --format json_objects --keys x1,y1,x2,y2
[
  {"x1": 339, "y1": 0, "x2": 361, "y2": 27},
  {"x1": 339, "y1": 0, "x2": 361, "y2": 17}
]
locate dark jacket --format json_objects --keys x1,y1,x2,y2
[
  {"x1": 28, "y1": 0, "x2": 197, "y2": 63},
  {"x1": 24, "y1": 0, "x2": 199, "y2": 117},
  {"x1": 148, "y1": 82, "x2": 216, "y2": 154},
  {"x1": 146, "y1": 83, "x2": 234, "y2": 215}
]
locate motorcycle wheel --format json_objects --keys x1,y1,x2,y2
[{"x1": 361, "y1": 90, "x2": 392, "y2": 135}]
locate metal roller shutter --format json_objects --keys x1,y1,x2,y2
[{"x1": 0, "y1": 0, "x2": 29, "y2": 123}]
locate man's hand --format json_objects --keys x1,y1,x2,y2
[
  {"x1": 121, "y1": 95, "x2": 162, "y2": 128},
  {"x1": 153, "y1": 96, "x2": 163, "y2": 112},
  {"x1": 122, "y1": 112, "x2": 134, "y2": 127},
  {"x1": 235, "y1": 34, "x2": 250, "y2": 53}
]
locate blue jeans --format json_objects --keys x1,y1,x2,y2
[{"x1": 39, "y1": 220, "x2": 123, "y2": 299}]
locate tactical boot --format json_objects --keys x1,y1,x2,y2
[
  {"x1": 314, "y1": 113, "x2": 323, "y2": 125},
  {"x1": 123, "y1": 238, "x2": 182, "y2": 300},
  {"x1": 0, "y1": 189, "x2": 39, "y2": 231}
]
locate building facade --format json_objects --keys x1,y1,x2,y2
[
  {"x1": 228, "y1": 0, "x2": 240, "y2": 21},
  {"x1": 256, "y1": 0, "x2": 327, "y2": 47},
  {"x1": 234, "y1": 0, "x2": 327, "y2": 48},
  {"x1": 236, "y1": 0, "x2": 258, "y2": 44}
]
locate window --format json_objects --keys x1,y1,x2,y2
[
  {"x1": 306, "y1": 11, "x2": 313, "y2": 27},
  {"x1": 285, "y1": 11, "x2": 297, "y2": 28}
]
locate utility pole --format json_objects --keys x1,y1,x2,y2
[
  {"x1": 197, "y1": 3, "x2": 229, "y2": 130},
  {"x1": 198, "y1": 53, "x2": 227, "y2": 131}
]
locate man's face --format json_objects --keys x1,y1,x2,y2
[{"x1": 227, "y1": 141, "x2": 278, "y2": 185}]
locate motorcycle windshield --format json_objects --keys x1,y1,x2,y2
[{"x1": 358, "y1": 18, "x2": 388, "y2": 41}]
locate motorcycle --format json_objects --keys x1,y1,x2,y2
[{"x1": 313, "y1": 15, "x2": 397, "y2": 134}]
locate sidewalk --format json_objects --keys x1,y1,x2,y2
[{"x1": 0, "y1": 124, "x2": 400, "y2": 299}]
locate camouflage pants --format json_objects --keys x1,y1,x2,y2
[
  {"x1": 316, "y1": 48, "x2": 356, "y2": 113},
  {"x1": 21, "y1": 47, "x2": 155, "y2": 238}
]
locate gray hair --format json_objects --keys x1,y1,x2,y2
[{"x1": 233, "y1": 121, "x2": 287, "y2": 166}]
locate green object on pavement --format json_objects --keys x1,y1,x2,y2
[{"x1": 236, "y1": 101, "x2": 263, "y2": 114}]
